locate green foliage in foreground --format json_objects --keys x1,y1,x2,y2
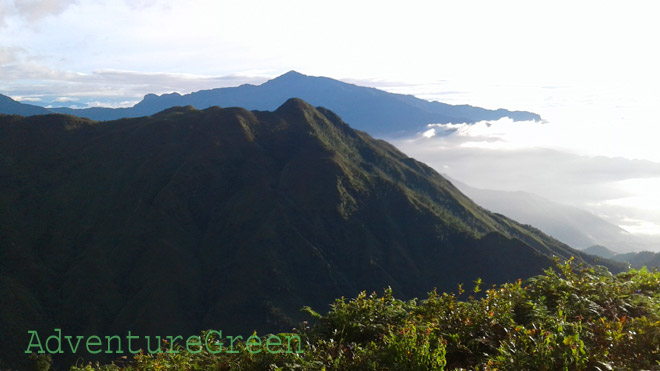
[{"x1": 66, "y1": 258, "x2": 660, "y2": 370}]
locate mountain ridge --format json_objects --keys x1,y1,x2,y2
[
  {"x1": 448, "y1": 177, "x2": 645, "y2": 253},
  {"x1": 0, "y1": 94, "x2": 52, "y2": 116},
  {"x1": 2, "y1": 71, "x2": 541, "y2": 136}
]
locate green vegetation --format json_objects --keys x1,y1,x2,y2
[
  {"x1": 61, "y1": 259, "x2": 660, "y2": 370},
  {"x1": 586, "y1": 246, "x2": 660, "y2": 271},
  {"x1": 612, "y1": 250, "x2": 660, "y2": 271}
]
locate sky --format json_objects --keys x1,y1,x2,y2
[{"x1": 2, "y1": 0, "x2": 660, "y2": 246}]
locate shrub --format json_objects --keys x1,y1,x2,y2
[{"x1": 68, "y1": 259, "x2": 660, "y2": 370}]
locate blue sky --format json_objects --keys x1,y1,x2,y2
[{"x1": 2, "y1": 0, "x2": 660, "y2": 245}]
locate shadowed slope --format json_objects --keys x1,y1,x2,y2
[{"x1": 0, "y1": 94, "x2": 52, "y2": 116}]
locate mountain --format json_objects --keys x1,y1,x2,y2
[
  {"x1": 583, "y1": 245, "x2": 618, "y2": 259},
  {"x1": 47, "y1": 71, "x2": 541, "y2": 136},
  {"x1": 611, "y1": 251, "x2": 660, "y2": 269},
  {"x1": 0, "y1": 93, "x2": 52, "y2": 116},
  {"x1": 0, "y1": 101, "x2": 611, "y2": 368},
  {"x1": 448, "y1": 178, "x2": 642, "y2": 253}
]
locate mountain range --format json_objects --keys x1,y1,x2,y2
[
  {"x1": 583, "y1": 245, "x2": 660, "y2": 270},
  {"x1": 0, "y1": 100, "x2": 608, "y2": 368},
  {"x1": 0, "y1": 94, "x2": 52, "y2": 116},
  {"x1": 0, "y1": 71, "x2": 540, "y2": 136},
  {"x1": 448, "y1": 178, "x2": 644, "y2": 253},
  {"x1": 611, "y1": 251, "x2": 660, "y2": 269},
  {"x1": 583, "y1": 245, "x2": 618, "y2": 259}
]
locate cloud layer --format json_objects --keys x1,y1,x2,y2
[
  {"x1": 3, "y1": 64, "x2": 268, "y2": 108},
  {"x1": 390, "y1": 119, "x2": 660, "y2": 237},
  {"x1": 0, "y1": 0, "x2": 78, "y2": 26}
]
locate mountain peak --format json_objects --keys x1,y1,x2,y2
[
  {"x1": 266, "y1": 70, "x2": 310, "y2": 85},
  {"x1": 279, "y1": 70, "x2": 306, "y2": 79},
  {"x1": 276, "y1": 97, "x2": 314, "y2": 112},
  {"x1": 143, "y1": 93, "x2": 159, "y2": 101},
  {"x1": 152, "y1": 105, "x2": 199, "y2": 117},
  {"x1": 26, "y1": 72, "x2": 542, "y2": 134},
  {"x1": 0, "y1": 93, "x2": 16, "y2": 103},
  {"x1": 143, "y1": 92, "x2": 182, "y2": 101},
  {"x1": 0, "y1": 93, "x2": 52, "y2": 116}
]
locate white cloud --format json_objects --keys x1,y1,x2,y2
[
  {"x1": 0, "y1": 46, "x2": 22, "y2": 63},
  {"x1": 422, "y1": 128, "x2": 436, "y2": 138},
  {"x1": 1, "y1": 63, "x2": 268, "y2": 107},
  {"x1": 89, "y1": 69, "x2": 267, "y2": 91},
  {"x1": 13, "y1": 96, "x2": 42, "y2": 102},
  {"x1": 54, "y1": 96, "x2": 77, "y2": 102},
  {"x1": 123, "y1": 0, "x2": 172, "y2": 10},
  {"x1": 1, "y1": 62, "x2": 79, "y2": 81},
  {"x1": 0, "y1": 0, "x2": 78, "y2": 26},
  {"x1": 619, "y1": 218, "x2": 660, "y2": 236},
  {"x1": 13, "y1": 0, "x2": 78, "y2": 21},
  {"x1": 391, "y1": 122, "x2": 660, "y2": 239}
]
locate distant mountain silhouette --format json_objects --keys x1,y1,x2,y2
[
  {"x1": 583, "y1": 247, "x2": 660, "y2": 270},
  {"x1": 611, "y1": 250, "x2": 660, "y2": 269},
  {"x1": 448, "y1": 177, "x2": 644, "y2": 253},
  {"x1": 1, "y1": 101, "x2": 599, "y2": 368},
  {"x1": 583, "y1": 245, "x2": 618, "y2": 259},
  {"x1": 0, "y1": 94, "x2": 52, "y2": 116},
  {"x1": 45, "y1": 71, "x2": 541, "y2": 136}
]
